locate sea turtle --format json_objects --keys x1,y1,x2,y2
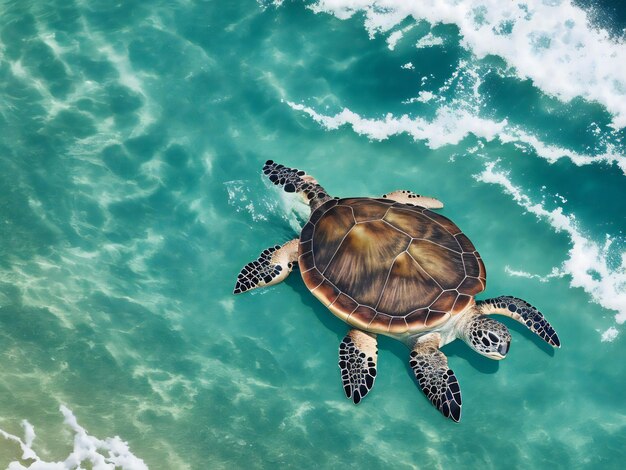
[{"x1": 234, "y1": 161, "x2": 560, "y2": 422}]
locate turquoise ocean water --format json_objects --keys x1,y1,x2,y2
[{"x1": 1, "y1": 0, "x2": 625, "y2": 468}]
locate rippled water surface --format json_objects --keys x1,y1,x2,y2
[{"x1": 1, "y1": 1, "x2": 625, "y2": 468}]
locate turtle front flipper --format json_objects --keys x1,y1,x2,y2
[
  {"x1": 339, "y1": 330, "x2": 378, "y2": 405},
  {"x1": 382, "y1": 190, "x2": 443, "y2": 209},
  {"x1": 262, "y1": 160, "x2": 332, "y2": 210},
  {"x1": 409, "y1": 333, "x2": 462, "y2": 422},
  {"x1": 477, "y1": 296, "x2": 561, "y2": 348},
  {"x1": 233, "y1": 239, "x2": 298, "y2": 294}
]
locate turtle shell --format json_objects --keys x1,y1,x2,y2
[{"x1": 299, "y1": 198, "x2": 486, "y2": 336}]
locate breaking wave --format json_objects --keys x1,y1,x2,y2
[
  {"x1": 277, "y1": 1, "x2": 626, "y2": 340},
  {"x1": 475, "y1": 162, "x2": 626, "y2": 341},
  {"x1": 0, "y1": 406, "x2": 147, "y2": 470},
  {"x1": 306, "y1": 0, "x2": 626, "y2": 128}
]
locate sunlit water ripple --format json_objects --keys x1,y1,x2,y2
[{"x1": 0, "y1": 0, "x2": 624, "y2": 468}]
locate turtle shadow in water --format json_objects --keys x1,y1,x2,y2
[
  {"x1": 284, "y1": 276, "x2": 431, "y2": 390},
  {"x1": 284, "y1": 276, "x2": 554, "y2": 384},
  {"x1": 285, "y1": 274, "x2": 349, "y2": 340},
  {"x1": 285, "y1": 275, "x2": 497, "y2": 377},
  {"x1": 383, "y1": 335, "x2": 500, "y2": 376},
  {"x1": 381, "y1": 313, "x2": 556, "y2": 378}
]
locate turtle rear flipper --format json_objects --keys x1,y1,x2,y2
[
  {"x1": 409, "y1": 333, "x2": 462, "y2": 422},
  {"x1": 382, "y1": 190, "x2": 443, "y2": 209},
  {"x1": 233, "y1": 239, "x2": 298, "y2": 294},
  {"x1": 339, "y1": 330, "x2": 378, "y2": 405},
  {"x1": 263, "y1": 160, "x2": 331, "y2": 210}
]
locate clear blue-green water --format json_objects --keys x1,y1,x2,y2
[{"x1": 1, "y1": 0, "x2": 625, "y2": 468}]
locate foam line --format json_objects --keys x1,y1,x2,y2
[
  {"x1": 387, "y1": 23, "x2": 416, "y2": 50},
  {"x1": 504, "y1": 266, "x2": 564, "y2": 283},
  {"x1": 415, "y1": 32, "x2": 444, "y2": 49},
  {"x1": 475, "y1": 161, "x2": 626, "y2": 339},
  {"x1": 287, "y1": 101, "x2": 506, "y2": 148},
  {"x1": 0, "y1": 422, "x2": 39, "y2": 462},
  {"x1": 287, "y1": 102, "x2": 626, "y2": 174},
  {"x1": 0, "y1": 406, "x2": 148, "y2": 469},
  {"x1": 307, "y1": 0, "x2": 626, "y2": 129}
]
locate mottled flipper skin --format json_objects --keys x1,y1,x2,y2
[
  {"x1": 233, "y1": 239, "x2": 298, "y2": 294},
  {"x1": 477, "y1": 296, "x2": 561, "y2": 347},
  {"x1": 339, "y1": 330, "x2": 378, "y2": 404},
  {"x1": 382, "y1": 190, "x2": 443, "y2": 209},
  {"x1": 232, "y1": 161, "x2": 559, "y2": 422},
  {"x1": 409, "y1": 333, "x2": 462, "y2": 422},
  {"x1": 263, "y1": 160, "x2": 331, "y2": 209}
]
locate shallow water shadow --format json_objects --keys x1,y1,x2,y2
[
  {"x1": 378, "y1": 335, "x2": 500, "y2": 377},
  {"x1": 284, "y1": 274, "x2": 505, "y2": 378},
  {"x1": 284, "y1": 274, "x2": 348, "y2": 340},
  {"x1": 285, "y1": 276, "x2": 425, "y2": 398},
  {"x1": 440, "y1": 340, "x2": 500, "y2": 375}
]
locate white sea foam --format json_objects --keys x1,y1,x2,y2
[
  {"x1": 225, "y1": 178, "x2": 308, "y2": 233},
  {"x1": 499, "y1": 129, "x2": 626, "y2": 175},
  {"x1": 415, "y1": 91, "x2": 434, "y2": 103},
  {"x1": 308, "y1": 0, "x2": 626, "y2": 128},
  {"x1": 287, "y1": 102, "x2": 626, "y2": 173},
  {"x1": 415, "y1": 32, "x2": 444, "y2": 49},
  {"x1": 475, "y1": 161, "x2": 626, "y2": 330},
  {"x1": 600, "y1": 326, "x2": 619, "y2": 342},
  {"x1": 287, "y1": 101, "x2": 506, "y2": 148},
  {"x1": 505, "y1": 266, "x2": 564, "y2": 283},
  {"x1": 0, "y1": 406, "x2": 148, "y2": 469},
  {"x1": 386, "y1": 23, "x2": 416, "y2": 50}
]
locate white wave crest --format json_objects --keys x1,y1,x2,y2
[
  {"x1": 287, "y1": 102, "x2": 626, "y2": 174},
  {"x1": 287, "y1": 101, "x2": 506, "y2": 148},
  {"x1": 0, "y1": 406, "x2": 148, "y2": 470},
  {"x1": 308, "y1": 0, "x2": 626, "y2": 128},
  {"x1": 475, "y1": 161, "x2": 626, "y2": 329}
]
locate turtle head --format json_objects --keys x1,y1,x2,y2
[{"x1": 462, "y1": 315, "x2": 511, "y2": 360}]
